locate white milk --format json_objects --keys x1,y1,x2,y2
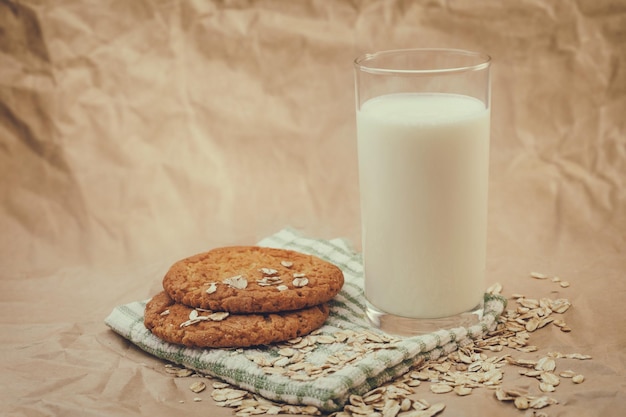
[{"x1": 357, "y1": 93, "x2": 490, "y2": 319}]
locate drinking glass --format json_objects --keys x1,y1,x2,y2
[{"x1": 354, "y1": 48, "x2": 491, "y2": 335}]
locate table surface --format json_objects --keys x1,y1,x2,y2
[{"x1": 1, "y1": 1, "x2": 625, "y2": 416}]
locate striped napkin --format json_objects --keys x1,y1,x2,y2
[{"x1": 105, "y1": 228, "x2": 506, "y2": 412}]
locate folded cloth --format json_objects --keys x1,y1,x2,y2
[{"x1": 105, "y1": 228, "x2": 507, "y2": 412}]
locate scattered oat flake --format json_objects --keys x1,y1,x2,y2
[
  {"x1": 209, "y1": 312, "x2": 229, "y2": 321},
  {"x1": 535, "y1": 357, "x2": 556, "y2": 372},
  {"x1": 430, "y1": 383, "x2": 453, "y2": 394},
  {"x1": 550, "y1": 298, "x2": 572, "y2": 313},
  {"x1": 160, "y1": 309, "x2": 170, "y2": 316},
  {"x1": 278, "y1": 347, "x2": 295, "y2": 357},
  {"x1": 530, "y1": 272, "x2": 548, "y2": 279},
  {"x1": 564, "y1": 353, "x2": 592, "y2": 360},
  {"x1": 572, "y1": 374, "x2": 585, "y2": 384},
  {"x1": 529, "y1": 396, "x2": 558, "y2": 409},
  {"x1": 514, "y1": 396, "x2": 530, "y2": 410},
  {"x1": 495, "y1": 388, "x2": 525, "y2": 401},
  {"x1": 189, "y1": 381, "x2": 206, "y2": 393},
  {"x1": 315, "y1": 335, "x2": 336, "y2": 344},
  {"x1": 176, "y1": 368, "x2": 193, "y2": 377},
  {"x1": 206, "y1": 282, "x2": 217, "y2": 294},
  {"x1": 525, "y1": 317, "x2": 540, "y2": 332},
  {"x1": 179, "y1": 319, "x2": 200, "y2": 328},
  {"x1": 560, "y1": 281, "x2": 570, "y2": 288},
  {"x1": 259, "y1": 268, "x2": 278, "y2": 276},
  {"x1": 223, "y1": 275, "x2": 248, "y2": 289},
  {"x1": 211, "y1": 388, "x2": 249, "y2": 404},
  {"x1": 276, "y1": 284, "x2": 288, "y2": 291},
  {"x1": 281, "y1": 260, "x2": 293, "y2": 268},
  {"x1": 292, "y1": 277, "x2": 309, "y2": 287}
]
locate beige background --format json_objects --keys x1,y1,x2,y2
[{"x1": 1, "y1": 1, "x2": 625, "y2": 416}]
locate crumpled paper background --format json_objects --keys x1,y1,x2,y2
[{"x1": 1, "y1": 1, "x2": 625, "y2": 416}]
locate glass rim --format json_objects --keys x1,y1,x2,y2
[{"x1": 354, "y1": 48, "x2": 491, "y2": 75}]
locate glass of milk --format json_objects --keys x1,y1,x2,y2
[{"x1": 354, "y1": 49, "x2": 491, "y2": 335}]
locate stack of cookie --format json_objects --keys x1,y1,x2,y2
[{"x1": 144, "y1": 246, "x2": 344, "y2": 348}]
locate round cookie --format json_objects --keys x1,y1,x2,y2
[
  {"x1": 144, "y1": 291, "x2": 330, "y2": 348},
  {"x1": 162, "y1": 246, "x2": 344, "y2": 313}
]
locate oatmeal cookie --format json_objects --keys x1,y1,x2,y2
[
  {"x1": 144, "y1": 291, "x2": 330, "y2": 348},
  {"x1": 162, "y1": 246, "x2": 344, "y2": 313}
]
